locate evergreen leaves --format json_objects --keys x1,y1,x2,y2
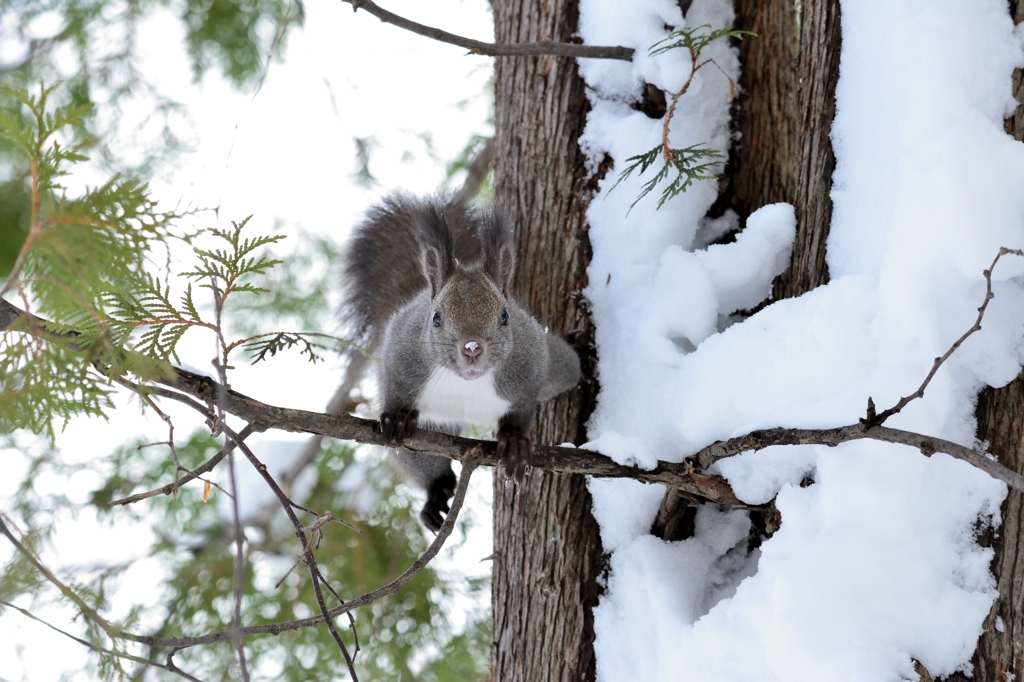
[
  {"x1": 243, "y1": 331, "x2": 338, "y2": 365},
  {"x1": 0, "y1": 84, "x2": 341, "y2": 440},
  {"x1": 183, "y1": 216, "x2": 285, "y2": 306},
  {"x1": 648, "y1": 24, "x2": 755, "y2": 59},
  {"x1": 0, "y1": 83, "x2": 92, "y2": 192},
  {"x1": 614, "y1": 144, "x2": 726, "y2": 211},
  {"x1": 613, "y1": 24, "x2": 752, "y2": 211}
]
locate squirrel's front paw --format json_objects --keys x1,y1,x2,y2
[
  {"x1": 420, "y1": 470, "x2": 457, "y2": 533},
  {"x1": 379, "y1": 409, "x2": 419, "y2": 446},
  {"x1": 496, "y1": 424, "x2": 533, "y2": 483}
]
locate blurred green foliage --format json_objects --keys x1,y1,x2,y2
[
  {"x1": 0, "y1": 0, "x2": 303, "y2": 277},
  {"x1": 0, "y1": 83, "x2": 184, "y2": 439},
  {"x1": 111, "y1": 433, "x2": 489, "y2": 681},
  {"x1": 5, "y1": 430, "x2": 490, "y2": 680},
  {"x1": 0, "y1": 2, "x2": 494, "y2": 677}
]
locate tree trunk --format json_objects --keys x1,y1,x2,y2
[
  {"x1": 730, "y1": 0, "x2": 841, "y2": 299},
  {"x1": 489, "y1": 1, "x2": 603, "y2": 681},
  {"x1": 952, "y1": 4, "x2": 1024, "y2": 680}
]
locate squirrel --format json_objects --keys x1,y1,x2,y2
[{"x1": 342, "y1": 194, "x2": 582, "y2": 531}]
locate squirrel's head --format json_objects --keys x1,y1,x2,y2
[{"x1": 418, "y1": 207, "x2": 516, "y2": 380}]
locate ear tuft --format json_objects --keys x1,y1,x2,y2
[
  {"x1": 478, "y1": 207, "x2": 516, "y2": 295},
  {"x1": 417, "y1": 204, "x2": 455, "y2": 298}
]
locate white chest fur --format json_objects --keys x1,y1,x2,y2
[{"x1": 415, "y1": 366, "x2": 510, "y2": 429}]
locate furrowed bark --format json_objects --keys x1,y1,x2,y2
[{"x1": 490, "y1": 1, "x2": 603, "y2": 680}]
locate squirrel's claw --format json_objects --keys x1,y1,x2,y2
[
  {"x1": 496, "y1": 425, "x2": 533, "y2": 483},
  {"x1": 379, "y1": 409, "x2": 419, "y2": 446}
]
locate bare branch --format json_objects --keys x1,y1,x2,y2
[
  {"x1": 693, "y1": 423, "x2": 1024, "y2": 492},
  {"x1": 454, "y1": 137, "x2": 495, "y2": 204},
  {"x1": 0, "y1": 601, "x2": 204, "y2": 682},
  {"x1": 871, "y1": 247, "x2": 1024, "y2": 425},
  {"x1": 343, "y1": 0, "x2": 634, "y2": 61},
  {"x1": 218, "y1": 423, "x2": 359, "y2": 680},
  {"x1": 0, "y1": 514, "x2": 119, "y2": 635},
  {"x1": 125, "y1": 457, "x2": 479, "y2": 650},
  {"x1": 8, "y1": 290, "x2": 1022, "y2": 501},
  {"x1": 243, "y1": 351, "x2": 369, "y2": 530},
  {"x1": 8, "y1": 248, "x2": 1024, "y2": 504}
]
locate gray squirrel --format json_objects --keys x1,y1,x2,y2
[{"x1": 342, "y1": 194, "x2": 581, "y2": 531}]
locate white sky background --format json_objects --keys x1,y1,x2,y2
[{"x1": 0, "y1": 0, "x2": 495, "y2": 679}]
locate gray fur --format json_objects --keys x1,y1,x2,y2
[{"x1": 341, "y1": 194, "x2": 582, "y2": 530}]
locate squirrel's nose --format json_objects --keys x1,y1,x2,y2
[{"x1": 462, "y1": 340, "x2": 482, "y2": 359}]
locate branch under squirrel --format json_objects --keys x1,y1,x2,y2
[
  {"x1": 4, "y1": 295, "x2": 1024, "y2": 500},
  {"x1": 157, "y1": 366, "x2": 1024, "y2": 497}
]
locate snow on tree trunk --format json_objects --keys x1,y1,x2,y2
[
  {"x1": 958, "y1": 4, "x2": 1024, "y2": 679},
  {"x1": 489, "y1": 1, "x2": 604, "y2": 680},
  {"x1": 656, "y1": 0, "x2": 842, "y2": 540}
]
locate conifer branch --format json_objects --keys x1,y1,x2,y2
[{"x1": 612, "y1": 25, "x2": 752, "y2": 210}]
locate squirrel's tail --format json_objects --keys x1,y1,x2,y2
[{"x1": 342, "y1": 194, "x2": 481, "y2": 344}]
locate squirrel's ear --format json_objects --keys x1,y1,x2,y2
[
  {"x1": 479, "y1": 208, "x2": 516, "y2": 296},
  {"x1": 418, "y1": 206, "x2": 455, "y2": 299}
]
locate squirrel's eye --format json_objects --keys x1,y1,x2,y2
[
  {"x1": 432, "y1": 311, "x2": 442, "y2": 327},
  {"x1": 500, "y1": 309, "x2": 509, "y2": 326}
]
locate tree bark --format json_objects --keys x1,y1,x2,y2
[
  {"x1": 728, "y1": 0, "x2": 841, "y2": 299},
  {"x1": 954, "y1": 4, "x2": 1024, "y2": 680},
  {"x1": 489, "y1": 1, "x2": 603, "y2": 681}
]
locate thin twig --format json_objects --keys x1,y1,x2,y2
[
  {"x1": 205, "y1": 262, "x2": 251, "y2": 682},
  {"x1": 243, "y1": 350, "x2": 369, "y2": 530},
  {"x1": 661, "y1": 48, "x2": 699, "y2": 162},
  {"x1": 219, "y1": 423, "x2": 359, "y2": 681},
  {"x1": 660, "y1": 55, "x2": 736, "y2": 162},
  {"x1": 274, "y1": 513, "x2": 360, "y2": 589},
  {"x1": 344, "y1": 0, "x2": 633, "y2": 61},
  {"x1": 109, "y1": 424, "x2": 253, "y2": 505},
  {"x1": 0, "y1": 601, "x2": 204, "y2": 682},
  {"x1": 871, "y1": 247, "x2": 1024, "y2": 425},
  {"x1": 138, "y1": 393, "x2": 183, "y2": 499},
  {"x1": 0, "y1": 513, "x2": 119, "y2": 637},
  {"x1": 124, "y1": 458, "x2": 478, "y2": 650}
]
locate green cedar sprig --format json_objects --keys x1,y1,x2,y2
[
  {"x1": 182, "y1": 216, "x2": 285, "y2": 307},
  {"x1": 243, "y1": 331, "x2": 339, "y2": 365},
  {"x1": 648, "y1": 25, "x2": 754, "y2": 59},
  {"x1": 612, "y1": 25, "x2": 752, "y2": 211},
  {"x1": 613, "y1": 144, "x2": 726, "y2": 211}
]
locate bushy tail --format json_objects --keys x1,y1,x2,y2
[{"x1": 341, "y1": 194, "x2": 481, "y2": 344}]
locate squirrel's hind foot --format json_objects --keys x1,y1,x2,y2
[{"x1": 420, "y1": 469, "x2": 457, "y2": 533}]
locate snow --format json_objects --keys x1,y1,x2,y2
[{"x1": 578, "y1": 0, "x2": 1024, "y2": 679}]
